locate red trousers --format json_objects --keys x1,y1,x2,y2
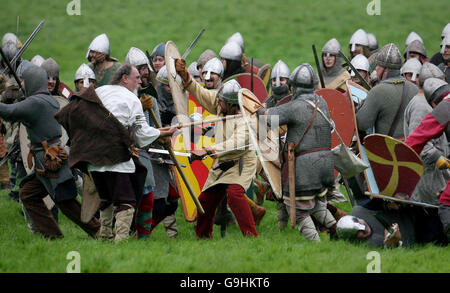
[{"x1": 195, "y1": 184, "x2": 258, "y2": 238}]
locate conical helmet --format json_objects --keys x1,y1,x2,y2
[
  {"x1": 202, "y1": 57, "x2": 224, "y2": 80},
  {"x1": 217, "y1": 79, "x2": 241, "y2": 104},
  {"x1": 375, "y1": 43, "x2": 402, "y2": 69},
  {"x1": 197, "y1": 49, "x2": 217, "y2": 69},
  {"x1": 367, "y1": 33, "x2": 378, "y2": 51},
  {"x1": 156, "y1": 65, "x2": 169, "y2": 85},
  {"x1": 74, "y1": 64, "x2": 96, "y2": 88},
  {"x1": 270, "y1": 60, "x2": 290, "y2": 87},
  {"x1": 423, "y1": 78, "x2": 448, "y2": 104},
  {"x1": 226, "y1": 32, "x2": 245, "y2": 53},
  {"x1": 349, "y1": 29, "x2": 369, "y2": 52},
  {"x1": 400, "y1": 58, "x2": 422, "y2": 81},
  {"x1": 86, "y1": 33, "x2": 110, "y2": 59},
  {"x1": 404, "y1": 39, "x2": 427, "y2": 58},
  {"x1": 350, "y1": 54, "x2": 370, "y2": 76},
  {"x1": 125, "y1": 47, "x2": 153, "y2": 72},
  {"x1": 440, "y1": 35, "x2": 450, "y2": 54},
  {"x1": 289, "y1": 63, "x2": 318, "y2": 89},
  {"x1": 336, "y1": 216, "x2": 366, "y2": 240},
  {"x1": 419, "y1": 62, "x2": 444, "y2": 87},
  {"x1": 151, "y1": 42, "x2": 165, "y2": 60},
  {"x1": 30, "y1": 55, "x2": 45, "y2": 66},
  {"x1": 41, "y1": 58, "x2": 59, "y2": 79},
  {"x1": 405, "y1": 32, "x2": 423, "y2": 47},
  {"x1": 322, "y1": 38, "x2": 341, "y2": 56},
  {"x1": 188, "y1": 62, "x2": 200, "y2": 78},
  {"x1": 1, "y1": 33, "x2": 21, "y2": 61},
  {"x1": 219, "y1": 41, "x2": 242, "y2": 61},
  {"x1": 442, "y1": 23, "x2": 450, "y2": 39}
]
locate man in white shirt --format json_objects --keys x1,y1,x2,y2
[{"x1": 90, "y1": 64, "x2": 177, "y2": 241}]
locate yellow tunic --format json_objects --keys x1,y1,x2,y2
[{"x1": 186, "y1": 80, "x2": 257, "y2": 192}]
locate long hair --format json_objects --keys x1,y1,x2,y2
[{"x1": 109, "y1": 64, "x2": 133, "y2": 85}]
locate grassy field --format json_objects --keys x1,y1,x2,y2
[{"x1": 0, "y1": 0, "x2": 449, "y2": 274}]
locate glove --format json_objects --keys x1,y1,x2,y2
[
  {"x1": 140, "y1": 94, "x2": 154, "y2": 111},
  {"x1": 436, "y1": 156, "x2": 450, "y2": 170},
  {"x1": 174, "y1": 58, "x2": 191, "y2": 84},
  {"x1": 383, "y1": 223, "x2": 402, "y2": 248}
]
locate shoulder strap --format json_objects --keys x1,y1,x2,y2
[{"x1": 293, "y1": 100, "x2": 319, "y2": 150}]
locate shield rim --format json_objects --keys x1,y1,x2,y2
[
  {"x1": 238, "y1": 88, "x2": 282, "y2": 200},
  {"x1": 165, "y1": 41, "x2": 189, "y2": 117}
]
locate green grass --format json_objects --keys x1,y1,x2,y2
[
  {"x1": 1, "y1": 189, "x2": 449, "y2": 273},
  {"x1": 1, "y1": 0, "x2": 449, "y2": 273}
]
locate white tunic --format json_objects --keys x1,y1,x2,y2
[{"x1": 88, "y1": 85, "x2": 160, "y2": 173}]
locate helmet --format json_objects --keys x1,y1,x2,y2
[
  {"x1": 202, "y1": 57, "x2": 224, "y2": 80},
  {"x1": 226, "y1": 32, "x2": 245, "y2": 53},
  {"x1": 151, "y1": 42, "x2": 165, "y2": 61},
  {"x1": 289, "y1": 63, "x2": 318, "y2": 89},
  {"x1": 125, "y1": 47, "x2": 153, "y2": 72},
  {"x1": 219, "y1": 41, "x2": 242, "y2": 61},
  {"x1": 349, "y1": 29, "x2": 369, "y2": 52},
  {"x1": 74, "y1": 64, "x2": 96, "y2": 88},
  {"x1": 197, "y1": 49, "x2": 217, "y2": 70},
  {"x1": 405, "y1": 31, "x2": 423, "y2": 47},
  {"x1": 1, "y1": 33, "x2": 21, "y2": 61},
  {"x1": 217, "y1": 79, "x2": 241, "y2": 104},
  {"x1": 16, "y1": 60, "x2": 31, "y2": 79},
  {"x1": 375, "y1": 43, "x2": 402, "y2": 70},
  {"x1": 419, "y1": 62, "x2": 444, "y2": 87},
  {"x1": 156, "y1": 65, "x2": 169, "y2": 85},
  {"x1": 336, "y1": 215, "x2": 366, "y2": 240},
  {"x1": 322, "y1": 38, "x2": 341, "y2": 56},
  {"x1": 188, "y1": 62, "x2": 200, "y2": 77},
  {"x1": 423, "y1": 78, "x2": 449, "y2": 104},
  {"x1": 441, "y1": 35, "x2": 450, "y2": 54},
  {"x1": 404, "y1": 40, "x2": 427, "y2": 59},
  {"x1": 350, "y1": 54, "x2": 370, "y2": 76},
  {"x1": 367, "y1": 33, "x2": 378, "y2": 51},
  {"x1": 442, "y1": 23, "x2": 450, "y2": 39},
  {"x1": 86, "y1": 33, "x2": 110, "y2": 59},
  {"x1": 270, "y1": 60, "x2": 290, "y2": 87},
  {"x1": 41, "y1": 58, "x2": 59, "y2": 79},
  {"x1": 30, "y1": 55, "x2": 45, "y2": 66},
  {"x1": 400, "y1": 58, "x2": 422, "y2": 82}
]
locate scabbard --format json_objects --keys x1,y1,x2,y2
[{"x1": 288, "y1": 143, "x2": 296, "y2": 229}]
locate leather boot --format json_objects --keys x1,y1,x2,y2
[
  {"x1": 251, "y1": 204, "x2": 266, "y2": 226},
  {"x1": 114, "y1": 205, "x2": 135, "y2": 242},
  {"x1": 99, "y1": 204, "x2": 114, "y2": 241}
]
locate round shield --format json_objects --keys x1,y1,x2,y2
[
  {"x1": 224, "y1": 73, "x2": 268, "y2": 103},
  {"x1": 315, "y1": 88, "x2": 355, "y2": 148},
  {"x1": 165, "y1": 41, "x2": 189, "y2": 117},
  {"x1": 363, "y1": 134, "x2": 424, "y2": 197},
  {"x1": 238, "y1": 88, "x2": 282, "y2": 200}
]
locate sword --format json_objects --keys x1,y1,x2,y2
[
  {"x1": 148, "y1": 148, "x2": 191, "y2": 157},
  {"x1": 2, "y1": 20, "x2": 45, "y2": 74},
  {"x1": 339, "y1": 50, "x2": 372, "y2": 91},
  {"x1": 0, "y1": 48, "x2": 24, "y2": 93},
  {"x1": 182, "y1": 28, "x2": 206, "y2": 60},
  {"x1": 312, "y1": 44, "x2": 325, "y2": 89},
  {"x1": 145, "y1": 49, "x2": 156, "y2": 72}
]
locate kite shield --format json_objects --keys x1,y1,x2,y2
[{"x1": 165, "y1": 40, "x2": 189, "y2": 117}]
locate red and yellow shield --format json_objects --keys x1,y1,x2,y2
[{"x1": 363, "y1": 134, "x2": 424, "y2": 197}]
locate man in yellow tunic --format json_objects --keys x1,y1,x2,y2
[{"x1": 174, "y1": 58, "x2": 258, "y2": 238}]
